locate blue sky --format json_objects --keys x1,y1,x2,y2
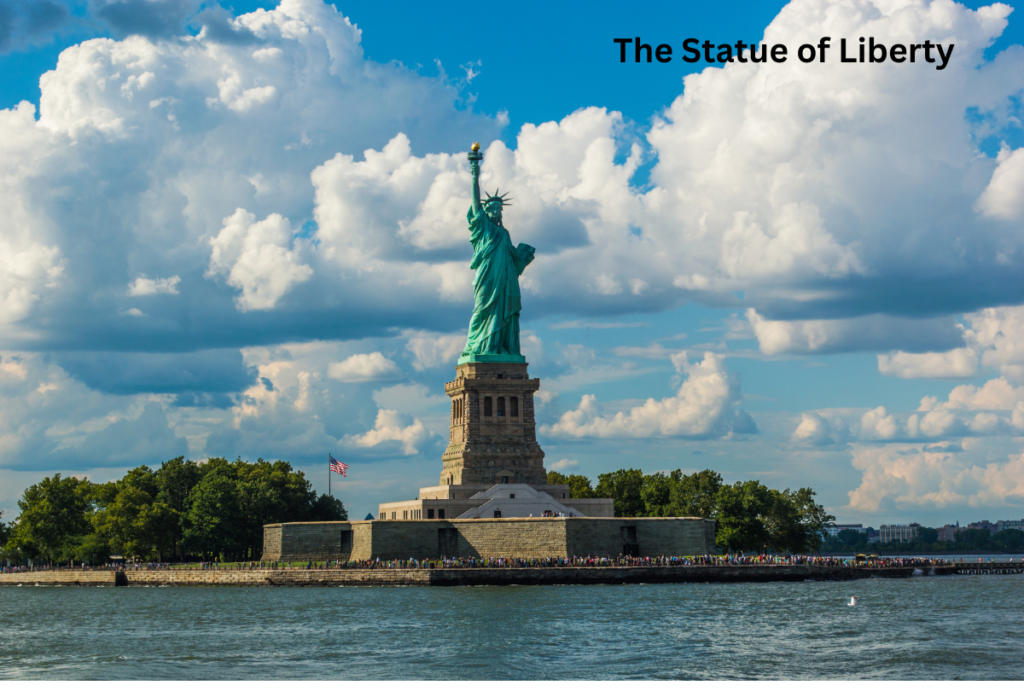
[{"x1": 1, "y1": 0, "x2": 1024, "y2": 528}]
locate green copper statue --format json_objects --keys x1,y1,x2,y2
[{"x1": 458, "y1": 142, "x2": 536, "y2": 364}]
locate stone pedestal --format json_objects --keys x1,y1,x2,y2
[{"x1": 440, "y1": 360, "x2": 546, "y2": 486}]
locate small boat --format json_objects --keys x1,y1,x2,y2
[{"x1": 848, "y1": 596, "x2": 857, "y2": 606}]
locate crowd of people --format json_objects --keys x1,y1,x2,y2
[
  {"x1": 201, "y1": 554, "x2": 959, "y2": 570},
  {"x1": 2, "y1": 554, "x2": 996, "y2": 573}
]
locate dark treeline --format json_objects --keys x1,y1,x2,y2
[
  {"x1": 548, "y1": 468, "x2": 834, "y2": 554},
  {"x1": 1, "y1": 457, "x2": 346, "y2": 565},
  {"x1": 824, "y1": 527, "x2": 1024, "y2": 554}
]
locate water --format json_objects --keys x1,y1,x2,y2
[{"x1": 1, "y1": 576, "x2": 1022, "y2": 679}]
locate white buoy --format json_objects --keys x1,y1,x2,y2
[{"x1": 848, "y1": 596, "x2": 857, "y2": 606}]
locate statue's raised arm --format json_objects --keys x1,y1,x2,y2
[
  {"x1": 459, "y1": 143, "x2": 536, "y2": 364},
  {"x1": 469, "y1": 141, "x2": 483, "y2": 216}
]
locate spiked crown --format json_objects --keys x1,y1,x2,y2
[{"x1": 483, "y1": 188, "x2": 513, "y2": 208}]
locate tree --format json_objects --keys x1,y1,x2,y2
[
  {"x1": 72, "y1": 532, "x2": 112, "y2": 565},
  {"x1": 827, "y1": 528, "x2": 870, "y2": 552},
  {"x1": 669, "y1": 470, "x2": 723, "y2": 518},
  {"x1": 93, "y1": 485, "x2": 179, "y2": 561},
  {"x1": 6, "y1": 474, "x2": 95, "y2": 563},
  {"x1": 0, "y1": 510, "x2": 10, "y2": 559},
  {"x1": 0, "y1": 510, "x2": 8, "y2": 543},
  {"x1": 595, "y1": 469, "x2": 646, "y2": 517},
  {"x1": 233, "y1": 458, "x2": 327, "y2": 558},
  {"x1": 787, "y1": 487, "x2": 835, "y2": 553},
  {"x1": 994, "y1": 529, "x2": 1024, "y2": 551},
  {"x1": 762, "y1": 489, "x2": 807, "y2": 553},
  {"x1": 546, "y1": 471, "x2": 597, "y2": 498},
  {"x1": 715, "y1": 480, "x2": 772, "y2": 552},
  {"x1": 183, "y1": 468, "x2": 244, "y2": 560},
  {"x1": 956, "y1": 528, "x2": 992, "y2": 551},
  {"x1": 120, "y1": 465, "x2": 159, "y2": 498},
  {"x1": 155, "y1": 456, "x2": 204, "y2": 559},
  {"x1": 641, "y1": 472, "x2": 672, "y2": 517},
  {"x1": 311, "y1": 494, "x2": 348, "y2": 521}
]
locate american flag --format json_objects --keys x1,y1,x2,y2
[{"x1": 329, "y1": 454, "x2": 348, "y2": 477}]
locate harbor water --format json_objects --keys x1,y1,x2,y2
[{"x1": 1, "y1": 574, "x2": 1022, "y2": 679}]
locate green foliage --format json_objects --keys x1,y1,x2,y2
[
  {"x1": 184, "y1": 467, "x2": 245, "y2": 559},
  {"x1": 4, "y1": 457, "x2": 346, "y2": 563},
  {"x1": 993, "y1": 528, "x2": 1024, "y2": 551},
  {"x1": 71, "y1": 532, "x2": 112, "y2": 564},
  {"x1": 595, "y1": 468, "x2": 646, "y2": 517},
  {"x1": 6, "y1": 474, "x2": 95, "y2": 563},
  {"x1": 822, "y1": 528, "x2": 871, "y2": 552},
  {"x1": 553, "y1": 468, "x2": 830, "y2": 553},
  {"x1": 90, "y1": 464, "x2": 181, "y2": 561},
  {"x1": 0, "y1": 510, "x2": 10, "y2": 556},
  {"x1": 715, "y1": 480, "x2": 772, "y2": 552},
  {"x1": 546, "y1": 471, "x2": 597, "y2": 498},
  {"x1": 669, "y1": 469, "x2": 723, "y2": 519},
  {"x1": 786, "y1": 487, "x2": 835, "y2": 553},
  {"x1": 156, "y1": 456, "x2": 203, "y2": 515},
  {"x1": 956, "y1": 528, "x2": 992, "y2": 550},
  {"x1": 822, "y1": 526, "x2": 1024, "y2": 554},
  {"x1": 641, "y1": 472, "x2": 673, "y2": 517},
  {"x1": 311, "y1": 494, "x2": 348, "y2": 521},
  {"x1": 94, "y1": 483, "x2": 178, "y2": 560}
]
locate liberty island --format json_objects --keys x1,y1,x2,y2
[{"x1": 261, "y1": 144, "x2": 716, "y2": 562}]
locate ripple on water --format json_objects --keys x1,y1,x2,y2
[{"x1": 0, "y1": 577, "x2": 1022, "y2": 679}]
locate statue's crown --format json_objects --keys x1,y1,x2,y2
[{"x1": 483, "y1": 188, "x2": 513, "y2": 207}]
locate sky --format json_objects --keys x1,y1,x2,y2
[{"x1": 0, "y1": 0, "x2": 1023, "y2": 528}]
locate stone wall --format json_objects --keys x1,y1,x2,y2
[
  {"x1": 567, "y1": 517, "x2": 714, "y2": 557},
  {"x1": 454, "y1": 518, "x2": 568, "y2": 558},
  {"x1": 0, "y1": 563, "x2": 962, "y2": 587},
  {"x1": 364, "y1": 520, "x2": 443, "y2": 560},
  {"x1": 0, "y1": 571, "x2": 117, "y2": 586},
  {"x1": 263, "y1": 521, "x2": 352, "y2": 562},
  {"x1": 264, "y1": 516, "x2": 716, "y2": 561}
]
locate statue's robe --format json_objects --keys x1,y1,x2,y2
[{"x1": 462, "y1": 205, "x2": 535, "y2": 357}]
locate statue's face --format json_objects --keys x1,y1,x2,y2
[{"x1": 485, "y1": 201, "x2": 503, "y2": 224}]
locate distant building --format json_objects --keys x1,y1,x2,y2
[
  {"x1": 996, "y1": 519, "x2": 1024, "y2": 532},
  {"x1": 938, "y1": 524, "x2": 962, "y2": 542},
  {"x1": 825, "y1": 524, "x2": 866, "y2": 537},
  {"x1": 879, "y1": 523, "x2": 920, "y2": 544},
  {"x1": 867, "y1": 528, "x2": 880, "y2": 543},
  {"x1": 968, "y1": 520, "x2": 998, "y2": 535}
]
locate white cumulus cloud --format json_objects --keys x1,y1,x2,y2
[
  {"x1": 128, "y1": 275, "x2": 180, "y2": 296},
  {"x1": 549, "y1": 459, "x2": 579, "y2": 472},
  {"x1": 327, "y1": 352, "x2": 401, "y2": 383},
  {"x1": 847, "y1": 444, "x2": 1024, "y2": 512},
  {"x1": 792, "y1": 411, "x2": 849, "y2": 447},
  {"x1": 404, "y1": 330, "x2": 465, "y2": 371},
  {"x1": 877, "y1": 348, "x2": 978, "y2": 379},
  {"x1": 542, "y1": 352, "x2": 754, "y2": 438},
  {"x1": 977, "y1": 143, "x2": 1024, "y2": 221},
  {"x1": 346, "y1": 409, "x2": 428, "y2": 455},
  {"x1": 207, "y1": 209, "x2": 313, "y2": 311},
  {"x1": 747, "y1": 309, "x2": 964, "y2": 356}
]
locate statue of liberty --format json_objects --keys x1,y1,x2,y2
[{"x1": 459, "y1": 142, "x2": 536, "y2": 364}]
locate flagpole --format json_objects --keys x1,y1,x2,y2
[{"x1": 329, "y1": 454, "x2": 331, "y2": 497}]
